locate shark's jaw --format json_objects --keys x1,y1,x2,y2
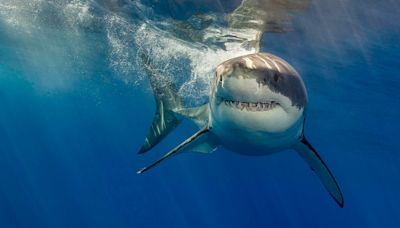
[
  {"x1": 220, "y1": 98, "x2": 281, "y2": 112},
  {"x1": 210, "y1": 89, "x2": 305, "y2": 151},
  {"x1": 210, "y1": 74, "x2": 305, "y2": 133},
  {"x1": 211, "y1": 90, "x2": 303, "y2": 134}
]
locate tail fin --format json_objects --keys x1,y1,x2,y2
[{"x1": 138, "y1": 53, "x2": 183, "y2": 154}]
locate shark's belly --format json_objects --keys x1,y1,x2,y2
[{"x1": 212, "y1": 119, "x2": 303, "y2": 156}]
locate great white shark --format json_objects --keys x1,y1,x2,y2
[{"x1": 137, "y1": 52, "x2": 344, "y2": 207}]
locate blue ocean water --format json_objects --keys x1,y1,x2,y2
[{"x1": 0, "y1": 0, "x2": 399, "y2": 227}]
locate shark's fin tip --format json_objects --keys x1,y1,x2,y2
[
  {"x1": 295, "y1": 137, "x2": 344, "y2": 208},
  {"x1": 136, "y1": 168, "x2": 146, "y2": 174},
  {"x1": 339, "y1": 201, "x2": 344, "y2": 208},
  {"x1": 137, "y1": 146, "x2": 148, "y2": 154}
]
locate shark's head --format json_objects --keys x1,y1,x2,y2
[{"x1": 210, "y1": 53, "x2": 308, "y2": 133}]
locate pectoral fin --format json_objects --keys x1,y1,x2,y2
[
  {"x1": 294, "y1": 138, "x2": 344, "y2": 207},
  {"x1": 137, "y1": 125, "x2": 218, "y2": 174}
]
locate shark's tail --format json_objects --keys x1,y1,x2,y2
[{"x1": 137, "y1": 53, "x2": 183, "y2": 154}]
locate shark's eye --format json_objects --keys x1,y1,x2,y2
[{"x1": 273, "y1": 73, "x2": 279, "y2": 82}]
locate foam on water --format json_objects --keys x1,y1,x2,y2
[
  {"x1": 133, "y1": 21, "x2": 256, "y2": 104},
  {"x1": 0, "y1": 0, "x2": 256, "y2": 102},
  {"x1": 106, "y1": 14, "x2": 139, "y2": 83}
]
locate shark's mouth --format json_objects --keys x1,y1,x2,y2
[{"x1": 222, "y1": 99, "x2": 280, "y2": 111}]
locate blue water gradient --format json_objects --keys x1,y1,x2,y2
[{"x1": 0, "y1": 0, "x2": 400, "y2": 227}]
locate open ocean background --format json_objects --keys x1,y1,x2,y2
[{"x1": 0, "y1": 0, "x2": 399, "y2": 227}]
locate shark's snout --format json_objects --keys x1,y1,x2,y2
[
  {"x1": 213, "y1": 53, "x2": 308, "y2": 110},
  {"x1": 210, "y1": 53, "x2": 307, "y2": 135}
]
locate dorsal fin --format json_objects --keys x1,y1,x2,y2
[
  {"x1": 138, "y1": 53, "x2": 183, "y2": 154},
  {"x1": 226, "y1": 0, "x2": 310, "y2": 51}
]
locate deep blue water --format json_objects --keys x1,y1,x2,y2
[{"x1": 1, "y1": 0, "x2": 400, "y2": 227}]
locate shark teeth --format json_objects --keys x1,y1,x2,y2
[{"x1": 223, "y1": 99, "x2": 279, "y2": 111}]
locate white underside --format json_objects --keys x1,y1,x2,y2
[
  {"x1": 209, "y1": 76, "x2": 305, "y2": 155},
  {"x1": 214, "y1": 101, "x2": 301, "y2": 132},
  {"x1": 210, "y1": 100, "x2": 304, "y2": 155}
]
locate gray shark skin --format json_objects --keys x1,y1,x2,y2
[
  {"x1": 137, "y1": 52, "x2": 344, "y2": 208},
  {"x1": 228, "y1": 0, "x2": 310, "y2": 33}
]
